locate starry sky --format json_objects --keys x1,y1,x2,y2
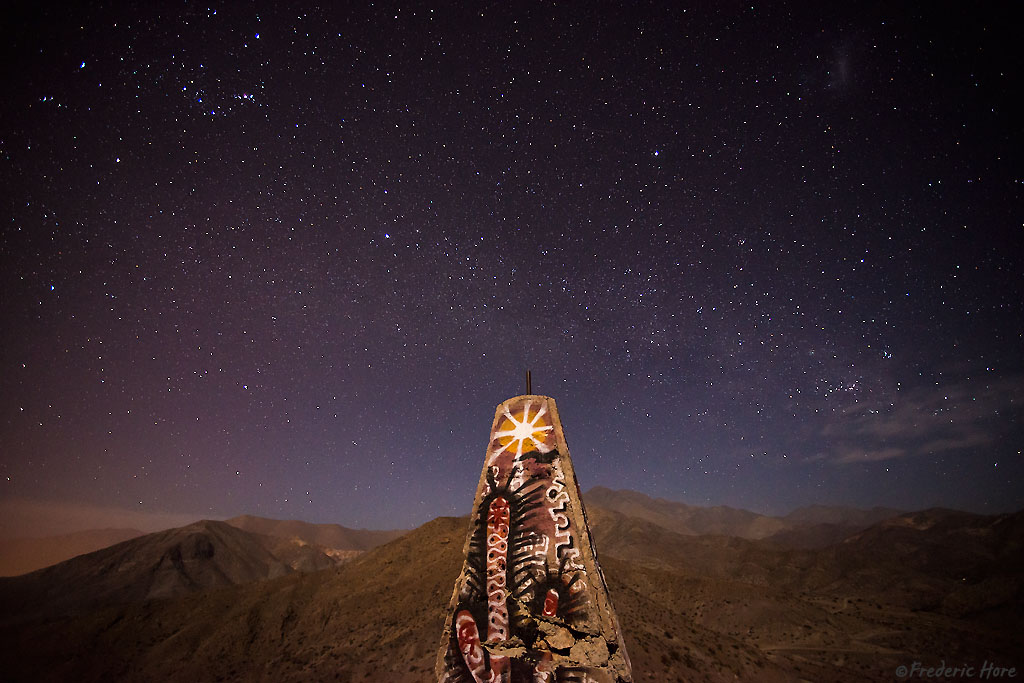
[{"x1": 2, "y1": 1, "x2": 1021, "y2": 534}]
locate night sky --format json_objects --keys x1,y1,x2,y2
[{"x1": 2, "y1": 1, "x2": 1021, "y2": 534}]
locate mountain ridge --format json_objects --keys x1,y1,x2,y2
[
  {"x1": 584, "y1": 486, "x2": 908, "y2": 546},
  {"x1": 0, "y1": 490, "x2": 948, "y2": 579},
  {"x1": 225, "y1": 513, "x2": 405, "y2": 551},
  {"x1": 0, "y1": 501, "x2": 1020, "y2": 681},
  {"x1": 0, "y1": 527, "x2": 145, "y2": 577}
]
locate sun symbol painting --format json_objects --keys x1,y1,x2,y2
[{"x1": 492, "y1": 401, "x2": 555, "y2": 459}]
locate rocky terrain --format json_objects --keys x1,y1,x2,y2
[{"x1": 0, "y1": 490, "x2": 1019, "y2": 682}]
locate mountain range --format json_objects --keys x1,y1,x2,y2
[
  {"x1": 0, "y1": 489, "x2": 1020, "y2": 682},
  {"x1": 586, "y1": 486, "x2": 903, "y2": 547},
  {"x1": 0, "y1": 527, "x2": 146, "y2": 577},
  {"x1": 0, "y1": 490, "x2": 900, "y2": 579},
  {"x1": 0, "y1": 514, "x2": 408, "y2": 578}
]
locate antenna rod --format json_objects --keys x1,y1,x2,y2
[{"x1": 526, "y1": 370, "x2": 532, "y2": 394}]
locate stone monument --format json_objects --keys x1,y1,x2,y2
[{"x1": 435, "y1": 394, "x2": 632, "y2": 683}]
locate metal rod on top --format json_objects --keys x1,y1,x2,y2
[{"x1": 526, "y1": 370, "x2": 532, "y2": 394}]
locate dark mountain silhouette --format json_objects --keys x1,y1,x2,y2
[
  {"x1": 0, "y1": 492, "x2": 894, "y2": 581},
  {"x1": 759, "y1": 504, "x2": 906, "y2": 548},
  {"x1": 828, "y1": 508, "x2": 1024, "y2": 619},
  {"x1": 0, "y1": 499, "x2": 1020, "y2": 681},
  {"x1": 585, "y1": 486, "x2": 906, "y2": 547},
  {"x1": 0, "y1": 527, "x2": 145, "y2": 577},
  {"x1": 225, "y1": 514, "x2": 405, "y2": 552},
  {"x1": 761, "y1": 521, "x2": 868, "y2": 549},
  {"x1": 0, "y1": 515, "x2": 466, "y2": 682},
  {"x1": 0, "y1": 520, "x2": 335, "y2": 623},
  {"x1": 782, "y1": 503, "x2": 904, "y2": 526},
  {"x1": 0, "y1": 514, "x2": 407, "y2": 580},
  {"x1": 585, "y1": 485, "x2": 789, "y2": 538}
]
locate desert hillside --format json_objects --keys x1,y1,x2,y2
[{"x1": 0, "y1": 494, "x2": 1020, "y2": 682}]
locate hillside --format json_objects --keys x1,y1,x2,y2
[
  {"x1": 585, "y1": 487, "x2": 908, "y2": 548},
  {"x1": 225, "y1": 514, "x2": 406, "y2": 552},
  {"x1": 0, "y1": 520, "x2": 335, "y2": 623},
  {"x1": 585, "y1": 485, "x2": 913, "y2": 544},
  {"x1": 0, "y1": 514, "x2": 407, "y2": 580},
  {"x1": 0, "y1": 503, "x2": 1021, "y2": 681},
  {"x1": 0, "y1": 516, "x2": 465, "y2": 682},
  {"x1": 586, "y1": 486, "x2": 789, "y2": 539},
  {"x1": 782, "y1": 504, "x2": 904, "y2": 527},
  {"x1": 0, "y1": 489, "x2": 902, "y2": 581}
]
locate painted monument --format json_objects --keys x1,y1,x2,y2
[{"x1": 436, "y1": 395, "x2": 633, "y2": 683}]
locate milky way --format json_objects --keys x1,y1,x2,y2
[{"x1": 2, "y1": 2, "x2": 1021, "y2": 530}]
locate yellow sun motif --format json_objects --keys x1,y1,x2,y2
[{"x1": 493, "y1": 401, "x2": 554, "y2": 457}]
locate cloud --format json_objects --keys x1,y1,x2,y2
[
  {"x1": 833, "y1": 445, "x2": 907, "y2": 464},
  {"x1": 0, "y1": 498, "x2": 210, "y2": 539},
  {"x1": 822, "y1": 373, "x2": 1023, "y2": 465}
]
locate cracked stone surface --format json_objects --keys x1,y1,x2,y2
[{"x1": 537, "y1": 621, "x2": 575, "y2": 651}]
